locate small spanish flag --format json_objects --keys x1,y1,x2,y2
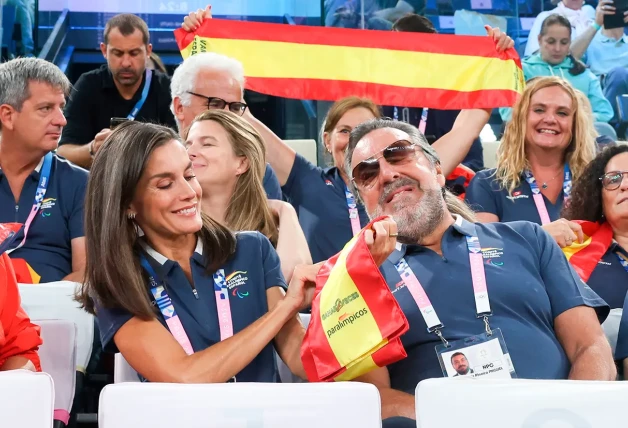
[
  {"x1": 301, "y1": 216, "x2": 409, "y2": 382},
  {"x1": 174, "y1": 19, "x2": 524, "y2": 109},
  {"x1": 562, "y1": 221, "x2": 613, "y2": 282}
]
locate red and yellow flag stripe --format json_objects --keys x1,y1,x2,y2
[
  {"x1": 562, "y1": 221, "x2": 613, "y2": 282},
  {"x1": 174, "y1": 19, "x2": 524, "y2": 109},
  {"x1": 301, "y1": 216, "x2": 408, "y2": 382}
]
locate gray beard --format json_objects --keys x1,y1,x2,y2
[{"x1": 371, "y1": 184, "x2": 445, "y2": 245}]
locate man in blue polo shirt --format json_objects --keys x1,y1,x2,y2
[
  {"x1": 344, "y1": 118, "x2": 615, "y2": 426},
  {"x1": 0, "y1": 58, "x2": 87, "y2": 284},
  {"x1": 169, "y1": 52, "x2": 282, "y2": 200}
]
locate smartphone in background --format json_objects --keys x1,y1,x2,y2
[
  {"x1": 110, "y1": 117, "x2": 129, "y2": 130},
  {"x1": 604, "y1": 0, "x2": 628, "y2": 29}
]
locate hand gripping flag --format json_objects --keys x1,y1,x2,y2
[
  {"x1": 174, "y1": 19, "x2": 524, "y2": 109},
  {"x1": 301, "y1": 216, "x2": 409, "y2": 382},
  {"x1": 562, "y1": 221, "x2": 613, "y2": 282}
]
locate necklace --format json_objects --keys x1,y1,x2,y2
[{"x1": 540, "y1": 171, "x2": 562, "y2": 189}]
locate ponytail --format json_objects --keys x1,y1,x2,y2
[{"x1": 568, "y1": 54, "x2": 586, "y2": 76}]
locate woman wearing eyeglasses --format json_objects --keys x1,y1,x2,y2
[
  {"x1": 562, "y1": 144, "x2": 628, "y2": 310},
  {"x1": 183, "y1": 109, "x2": 312, "y2": 282},
  {"x1": 465, "y1": 77, "x2": 597, "y2": 248}
]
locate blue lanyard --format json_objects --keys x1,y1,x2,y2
[
  {"x1": 7, "y1": 152, "x2": 52, "y2": 254},
  {"x1": 127, "y1": 69, "x2": 152, "y2": 120},
  {"x1": 523, "y1": 164, "x2": 572, "y2": 199}
]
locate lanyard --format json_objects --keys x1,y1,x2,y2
[
  {"x1": 394, "y1": 221, "x2": 491, "y2": 346},
  {"x1": 523, "y1": 164, "x2": 572, "y2": 226},
  {"x1": 418, "y1": 108, "x2": 429, "y2": 135},
  {"x1": 7, "y1": 153, "x2": 53, "y2": 255},
  {"x1": 393, "y1": 107, "x2": 428, "y2": 134},
  {"x1": 344, "y1": 184, "x2": 362, "y2": 237},
  {"x1": 139, "y1": 253, "x2": 234, "y2": 354},
  {"x1": 127, "y1": 69, "x2": 152, "y2": 120}
]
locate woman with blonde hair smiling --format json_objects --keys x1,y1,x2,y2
[
  {"x1": 466, "y1": 76, "x2": 597, "y2": 247},
  {"x1": 183, "y1": 110, "x2": 311, "y2": 281}
]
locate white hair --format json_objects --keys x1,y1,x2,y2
[{"x1": 170, "y1": 52, "x2": 246, "y2": 120}]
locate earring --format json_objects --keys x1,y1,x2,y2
[{"x1": 128, "y1": 212, "x2": 136, "y2": 220}]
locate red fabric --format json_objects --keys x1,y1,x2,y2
[
  {"x1": 567, "y1": 221, "x2": 614, "y2": 282},
  {"x1": 446, "y1": 164, "x2": 476, "y2": 200},
  {"x1": 0, "y1": 223, "x2": 42, "y2": 371}
]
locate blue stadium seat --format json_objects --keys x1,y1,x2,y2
[{"x1": 2, "y1": 5, "x2": 16, "y2": 57}]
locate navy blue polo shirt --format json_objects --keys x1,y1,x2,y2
[
  {"x1": 465, "y1": 169, "x2": 564, "y2": 224},
  {"x1": 282, "y1": 154, "x2": 369, "y2": 263},
  {"x1": 0, "y1": 154, "x2": 87, "y2": 283},
  {"x1": 615, "y1": 292, "x2": 628, "y2": 362},
  {"x1": 263, "y1": 163, "x2": 282, "y2": 200},
  {"x1": 586, "y1": 243, "x2": 628, "y2": 310},
  {"x1": 96, "y1": 231, "x2": 287, "y2": 383},
  {"x1": 379, "y1": 218, "x2": 608, "y2": 394}
]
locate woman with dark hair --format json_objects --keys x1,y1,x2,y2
[
  {"x1": 563, "y1": 143, "x2": 628, "y2": 309},
  {"x1": 500, "y1": 13, "x2": 612, "y2": 124},
  {"x1": 75, "y1": 121, "x2": 327, "y2": 383}
]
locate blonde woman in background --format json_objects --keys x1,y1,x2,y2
[
  {"x1": 184, "y1": 110, "x2": 312, "y2": 281},
  {"x1": 466, "y1": 76, "x2": 597, "y2": 247}
]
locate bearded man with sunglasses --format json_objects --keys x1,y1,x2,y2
[{"x1": 345, "y1": 118, "x2": 616, "y2": 427}]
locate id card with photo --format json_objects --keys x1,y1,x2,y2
[{"x1": 435, "y1": 329, "x2": 517, "y2": 379}]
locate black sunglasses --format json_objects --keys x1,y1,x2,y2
[
  {"x1": 187, "y1": 92, "x2": 248, "y2": 116},
  {"x1": 600, "y1": 170, "x2": 628, "y2": 190},
  {"x1": 351, "y1": 140, "x2": 418, "y2": 190}
]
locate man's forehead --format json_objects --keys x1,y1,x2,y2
[
  {"x1": 352, "y1": 128, "x2": 411, "y2": 162},
  {"x1": 107, "y1": 28, "x2": 145, "y2": 49},
  {"x1": 194, "y1": 69, "x2": 241, "y2": 94}
]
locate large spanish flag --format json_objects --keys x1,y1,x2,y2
[
  {"x1": 174, "y1": 19, "x2": 524, "y2": 109},
  {"x1": 562, "y1": 221, "x2": 613, "y2": 282},
  {"x1": 301, "y1": 216, "x2": 409, "y2": 382}
]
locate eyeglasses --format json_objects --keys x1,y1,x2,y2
[
  {"x1": 187, "y1": 92, "x2": 248, "y2": 116},
  {"x1": 600, "y1": 170, "x2": 628, "y2": 190},
  {"x1": 351, "y1": 140, "x2": 418, "y2": 190}
]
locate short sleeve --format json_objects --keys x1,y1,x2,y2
[
  {"x1": 68, "y1": 168, "x2": 88, "y2": 240},
  {"x1": 59, "y1": 74, "x2": 96, "y2": 146},
  {"x1": 532, "y1": 223, "x2": 610, "y2": 322},
  {"x1": 263, "y1": 164, "x2": 283, "y2": 200},
  {"x1": 615, "y1": 292, "x2": 628, "y2": 361},
  {"x1": 94, "y1": 301, "x2": 134, "y2": 353},
  {"x1": 281, "y1": 153, "x2": 321, "y2": 202},
  {"x1": 465, "y1": 170, "x2": 500, "y2": 217},
  {"x1": 258, "y1": 233, "x2": 287, "y2": 291}
]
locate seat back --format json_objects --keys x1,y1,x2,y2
[
  {"x1": 416, "y1": 378, "x2": 628, "y2": 427},
  {"x1": 285, "y1": 139, "x2": 318, "y2": 165},
  {"x1": 482, "y1": 140, "x2": 500, "y2": 169},
  {"x1": 19, "y1": 282, "x2": 94, "y2": 373},
  {"x1": 0, "y1": 370, "x2": 55, "y2": 428},
  {"x1": 37, "y1": 319, "x2": 77, "y2": 427},
  {"x1": 99, "y1": 382, "x2": 381, "y2": 428},
  {"x1": 276, "y1": 313, "x2": 311, "y2": 383},
  {"x1": 114, "y1": 353, "x2": 140, "y2": 383}
]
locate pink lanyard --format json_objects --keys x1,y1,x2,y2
[
  {"x1": 140, "y1": 255, "x2": 233, "y2": 355},
  {"x1": 6, "y1": 153, "x2": 52, "y2": 255},
  {"x1": 344, "y1": 185, "x2": 362, "y2": 237},
  {"x1": 522, "y1": 165, "x2": 572, "y2": 226},
  {"x1": 394, "y1": 218, "x2": 491, "y2": 346}
]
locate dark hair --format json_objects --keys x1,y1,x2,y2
[
  {"x1": 563, "y1": 144, "x2": 628, "y2": 222},
  {"x1": 539, "y1": 14, "x2": 585, "y2": 76},
  {"x1": 104, "y1": 13, "x2": 150, "y2": 45},
  {"x1": 77, "y1": 121, "x2": 236, "y2": 319},
  {"x1": 345, "y1": 118, "x2": 477, "y2": 222},
  {"x1": 148, "y1": 52, "x2": 167, "y2": 74},
  {"x1": 451, "y1": 352, "x2": 466, "y2": 362},
  {"x1": 392, "y1": 14, "x2": 437, "y2": 33}
]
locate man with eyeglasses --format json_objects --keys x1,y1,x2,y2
[
  {"x1": 344, "y1": 118, "x2": 615, "y2": 427},
  {"x1": 169, "y1": 51, "x2": 283, "y2": 200},
  {"x1": 58, "y1": 14, "x2": 176, "y2": 169}
]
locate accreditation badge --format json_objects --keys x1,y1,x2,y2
[{"x1": 435, "y1": 329, "x2": 517, "y2": 379}]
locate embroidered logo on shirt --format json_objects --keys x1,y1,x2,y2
[
  {"x1": 506, "y1": 191, "x2": 529, "y2": 201},
  {"x1": 598, "y1": 261, "x2": 612, "y2": 266},
  {"x1": 325, "y1": 179, "x2": 334, "y2": 186},
  {"x1": 40, "y1": 198, "x2": 56, "y2": 216},
  {"x1": 482, "y1": 248, "x2": 504, "y2": 266},
  {"x1": 226, "y1": 270, "x2": 249, "y2": 298},
  {"x1": 391, "y1": 280, "x2": 406, "y2": 294}
]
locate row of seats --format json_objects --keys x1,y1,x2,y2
[{"x1": 6, "y1": 369, "x2": 628, "y2": 427}]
